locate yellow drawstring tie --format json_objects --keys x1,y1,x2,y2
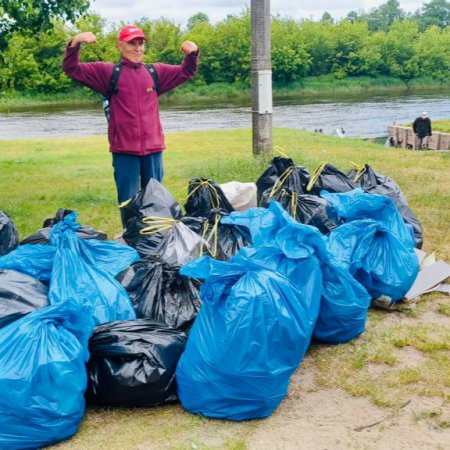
[
  {"x1": 268, "y1": 166, "x2": 294, "y2": 199},
  {"x1": 186, "y1": 180, "x2": 221, "y2": 210},
  {"x1": 306, "y1": 161, "x2": 328, "y2": 192},
  {"x1": 139, "y1": 216, "x2": 179, "y2": 235},
  {"x1": 349, "y1": 161, "x2": 366, "y2": 183},
  {"x1": 200, "y1": 214, "x2": 221, "y2": 258},
  {"x1": 273, "y1": 145, "x2": 289, "y2": 158},
  {"x1": 118, "y1": 198, "x2": 132, "y2": 208}
]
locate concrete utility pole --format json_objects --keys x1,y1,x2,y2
[{"x1": 251, "y1": 0, "x2": 273, "y2": 156}]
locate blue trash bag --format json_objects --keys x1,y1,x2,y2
[
  {"x1": 49, "y1": 213, "x2": 137, "y2": 325},
  {"x1": 224, "y1": 202, "x2": 371, "y2": 344},
  {"x1": 314, "y1": 264, "x2": 371, "y2": 343},
  {"x1": 0, "y1": 244, "x2": 56, "y2": 282},
  {"x1": 176, "y1": 256, "x2": 316, "y2": 420},
  {"x1": 327, "y1": 219, "x2": 419, "y2": 302},
  {"x1": 321, "y1": 189, "x2": 415, "y2": 247},
  {"x1": 0, "y1": 223, "x2": 139, "y2": 284},
  {"x1": 0, "y1": 300, "x2": 94, "y2": 450}
]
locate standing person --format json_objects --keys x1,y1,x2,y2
[
  {"x1": 63, "y1": 25, "x2": 199, "y2": 222},
  {"x1": 413, "y1": 112, "x2": 432, "y2": 150}
]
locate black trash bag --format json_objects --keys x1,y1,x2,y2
[
  {"x1": 0, "y1": 269, "x2": 49, "y2": 329},
  {"x1": 120, "y1": 179, "x2": 182, "y2": 228},
  {"x1": 348, "y1": 164, "x2": 424, "y2": 249},
  {"x1": 117, "y1": 257, "x2": 202, "y2": 332},
  {"x1": 0, "y1": 212, "x2": 19, "y2": 256},
  {"x1": 123, "y1": 217, "x2": 206, "y2": 265},
  {"x1": 181, "y1": 211, "x2": 251, "y2": 261},
  {"x1": 20, "y1": 208, "x2": 107, "y2": 245},
  {"x1": 184, "y1": 178, "x2": 234, "y2": 218},
  {"x1": 307, "y1": 163, "x2": 356, "y2": 195},
  {"x1": 272, "y1": 189, "x2": 340, "y2": 234},
  {"x1": 87, "y1": 319, "x2": 187, "y2": 407},
  {"x1": 259, "y1": 167, "x2": 310, "y2": 208},
  {"x1": 256, "y1": 156, "x2": 295, "y2": 202}
]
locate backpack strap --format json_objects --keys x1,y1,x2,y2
[
  {"x1": 107, "y1": 63, "x2": 123, "y2": 98},
  {"x1": 145, "y1": 64, "x2": 160, "y2": 95}
]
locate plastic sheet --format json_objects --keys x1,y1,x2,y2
[
  {"x1": 177, "y1": 256, "x2": 317, "y2": 420},
  {"x1": 0, "y1": 211, "x2": 19, "y2": 256},
  {"x1": 87, "y1": 320, "x2": 187, "y2": 406},
  {"x1": 0, "y1": 300, "x2": 94, "y2": 450},
  {"x1": 0, "y1": 269, "x2": 49, "y2": 329},
  {"x1": 219, "y1": 181, "x2": 257, "y2": 211},
  {"x1": 117, "y1": 257, "x2": 202, "y2": 332}
]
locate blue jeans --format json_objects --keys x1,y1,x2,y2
[{"x1": 112, "y1": 152, "x2": 164, "y2": 204}]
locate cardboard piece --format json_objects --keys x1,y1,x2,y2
[
  {"x1": 423, "y1": 284, "x2": 450, "y2": 295},
  {"x1": 405, "y1": 260, "x2": 450, "y2": 300}
]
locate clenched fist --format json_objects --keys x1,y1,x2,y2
[
  {"x1": 70, "y1": 32, "x2": 97, "y2": 47},
  {"x1": 180, "y1": 41, "x2": 198, "y2": 55}
]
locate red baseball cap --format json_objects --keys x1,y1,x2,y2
[{"x1": 118, "y1": 25, "x2": 147, "y2": 42}]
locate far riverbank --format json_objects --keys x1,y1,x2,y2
[{"x1": 1, "y1": 75, "x2": 450, "y2": 112}]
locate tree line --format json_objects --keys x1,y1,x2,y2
[{"x1": 1, "y1": 0, "x2": 450, "y2": 94}]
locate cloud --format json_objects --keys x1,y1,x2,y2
[{"x1": 90, "y1": 0, "x2": 426, "y2": 26}]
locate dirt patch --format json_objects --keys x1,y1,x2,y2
[
  {"x1": 246, "y1": 380, "x2": 450, "y2": 450},
  {"x1": 383, "y1": 306, "x2": 450, "y2": 328},
  {"x1": 393, "y1": 346, "x2": 428, "y2": 369}
]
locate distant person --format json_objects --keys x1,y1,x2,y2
[
  {"x1": 413, "y1": 112, "x2": 432, "y2": 150},
  {"x1": 63, "y1": 25, "x2": 199, "y2": 224},
  {"x1": 332, "y1": 127, "x2": 346, "y2": 138}
]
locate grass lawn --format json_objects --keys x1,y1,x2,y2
[{"x1": 0, "y1": 129, "x2": 449, "y2": 449}]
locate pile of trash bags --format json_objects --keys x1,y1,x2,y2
[
  {"x1": 0, "y1": 158, "x2": 422, "y2": 444},
  {"x1": 256, "y1": 158, "x2": 423, "y2": 248},
  {"x1": 0, "y1": 207, "x2": 204, "y2": 448}
]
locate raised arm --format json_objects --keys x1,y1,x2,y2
[
  {"x1": 63, "y1": 32, "x2": 112, "y2": 97},
  {"x1": 154, "y1": 41, "x2": 199, "y2": 95}
]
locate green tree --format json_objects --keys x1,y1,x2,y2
[
  {"x1": 271, "y1": 18, "x2": 310, "y2": 83},
  {"x1": 330, "y1": 20, "x2": 369, "y2": 78},
  {"x1": 416, "y1": 0, "x2": 450, "y2": 29},
  {"x1": 0, "y1": 21, "x2": 72, "y2": 92},
  {"x1": 381, "y1": 20, "x2": 419, "y2": 82},
  {"x1": 320, "y1": 12, "x2": 334, "y2": 24},
  {"x1": 186, "y1": 12, "x2": 209, "y2": 31},
  {"x1": 0, "y1": 0, "x2": 89, "y2": 37},
  {"x1": 299, "y1": 20, "x2": 335, "y2": 76},
  {"x1": 366, "y1": 0, "x2": 405, "y2": 32},
  {"x1": 410, "y1": 25, "x2": 450, "y2": 80}
]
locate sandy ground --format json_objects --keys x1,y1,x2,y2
[
  {"x1": 244, "y1": 298, "x2": 450, "y2": 450},
  {"x1": 245, "y1": 356, "x2": 449, "y2": 450}
]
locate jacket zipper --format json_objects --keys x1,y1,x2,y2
[{"x1": 137, "y1": 66, "x2": 144, "y2": 155}]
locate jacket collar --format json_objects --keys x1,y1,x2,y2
[{"x1": 120, "y1": 57, "x2": 143, "y2": 69}]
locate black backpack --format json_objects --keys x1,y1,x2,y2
[{"x1": 102, "y1": 63, "x2": 161, "y2": 122}]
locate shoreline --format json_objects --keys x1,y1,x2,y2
[{"x1": 2, "y1": 76, "x2": 450, "y2": 112}]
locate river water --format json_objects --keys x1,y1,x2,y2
[{"x1": 1, "y1": 89, "x2": 449, "y2": 140}]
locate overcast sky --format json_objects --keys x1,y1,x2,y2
[{"x1": 91, "y1": 1, "x2": 427, "y2": 27}]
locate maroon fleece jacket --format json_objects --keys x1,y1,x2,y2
[{"x1": 63, "y1": 45, "x2": 199, "y2": 155}]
